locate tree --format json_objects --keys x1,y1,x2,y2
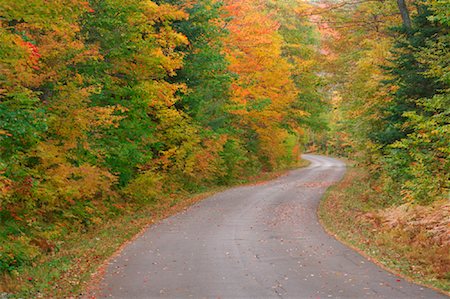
[
  {"x1": 159, "y1": 0, "x2": 233, "y2": 130},
  {"x1": 223, "y1": 0, "x2": 303, "y2": 170},
  {"x1": 374, "y1": 5, "x2": 448, "y2": 146},
  {"x1": 396, "y1": 0, "x2": 412, "y2": 29}
]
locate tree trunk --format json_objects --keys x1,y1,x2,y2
[{"x1": 396, "y1": 0, "x2": 412, "y2": 29}]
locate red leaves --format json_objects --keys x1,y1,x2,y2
[
  {"x1": 80, "y1": 1, "x2": 95, "y2": 13},
  {"x1": 18, "y1": 39, "x2": 41, "y2": 70},
  {"x1": 13, "y1": 176, "x2": 34, "y2": 198}
]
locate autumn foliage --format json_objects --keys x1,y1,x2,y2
[
  {"x1": 224, "y1": 0, "x2": 302, "y2": 170},
  {"x1": 0, "y1": 0, "x2": 321, "y2": 286},
  {"x1": 2, "y1": 0, "x2": 448, "y2": 295},
  {"x1": 318, "y1": 0, "x2": 449, "y2": 205}
]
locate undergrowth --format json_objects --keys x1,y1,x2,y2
[
  {"x1": 0, "y1": 160, "x2": 306, "y2": 298},
  {"x1": 319, "y1": 165, "x2": 450, "y2": 295}
]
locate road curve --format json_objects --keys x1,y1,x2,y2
[{"x1": 93, "y1": 155, "x2": 447, "y2": 299}]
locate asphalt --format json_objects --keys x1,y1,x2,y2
[{"x1": 93, "y1": 154, "x2": 448, "y2": 299}]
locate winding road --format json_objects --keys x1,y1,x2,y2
[{"x1": 94, "y1": 155, "x2": 447, "y2": 298}]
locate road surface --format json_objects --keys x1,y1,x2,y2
[{"x1": 94, "y1": 155, "x2": 447, "y2": 298}]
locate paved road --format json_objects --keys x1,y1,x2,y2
[{"x1": 94, "y1": 155, "x2": 447, "y2": 298}]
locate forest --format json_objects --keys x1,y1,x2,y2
[{"x1": 0, "y1": 0, "x2": 449, "y2": 296}]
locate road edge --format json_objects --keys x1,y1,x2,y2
[
  {"x1": 316, "y1": 162, "x2": 450, "y2": 297},
  {"x1": 83, "y1": 158, "x2": 312, "y2": 297}
]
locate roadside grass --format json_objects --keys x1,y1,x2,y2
[
  {"x1": 318, "y1": 165, "x2": 450, "y2": 295},
  {"x1": 296, "y1": 158, "x2": 311, "y2": 169},
  {"x1": 1, "y1": 158, "x2": 310, "y2": 298}
]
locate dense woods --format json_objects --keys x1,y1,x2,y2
[
  {"x1": 317, "y1": 0, "x2": 449, "y2": 290},
  {"x1": 0, "y1": 0, "x2": 320, "y2": 288},
  {"x1": 0, "y1": 0, "x2": 449, "y2": 296},
  {"x1": 321, "y1": 0, "x2": 449, "y2": 204}
]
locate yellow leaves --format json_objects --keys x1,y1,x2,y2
[
  {"x1": 135, "y1": 81, "x2": 185, "y2": 108},
  {"x1": 0, "y1": 174, "x2": 13, "y2": 200},
  {"x1": 87, "y1": 106, "x2": 127, "y2": 129},
  {"x1": 140, "y1": 1, "x2": 188, "y2": 23},
  {"x1": 46, "y1": 82, "x2": 125, "y2": 149},
  {"x1": 151, "y1": 102, "x2": 228, "y2": 180},
  {"x1": 123, "y1": 170, "x2": 163, "y2": 203},
  {"x1": 148, "y1": 47, "x2": 184, "y2": 77},
  {"x1": 1, "y1": 0, "x2": 101, "y2": 95},
  {"x1": 0, "y1": 129, "x2": 11, "y2": 136},
  {"x1": 190, "y1": 135, "x2": 228, "y2": 179},
  {"x1": 155, "y1": 107, "x2": 199, "y2": 147},
  {"x1": 33, "y1": 143, "x2": 117, "y2": 204},
  {"x1": 34, "y1": 143, "x2": 66, "y2": 168},
  {"x1": 417, "y1": 35, "x2": 450, "y2": 83},
  {"x1": 113, "y1": 2, "x2": 187, "y2": 80},
  {"x1": 158, "y1": 134, "x2": 228, "y2": 181},
  {"x1": 157, "y1": 26, "x2": 188, "y2": 51},
  {"x1": 0, "y1": 29, "x2": 39, "y2": 89},
  {"x1": 257, "y1": 126, "x2": 288, "y2": 167},
  {"x1": 141, "y1": 0, "x2": 160, "y2": 17},
  {"x1": 156, "y1": 3, "x2": 189, "y2": 22},
  {"x1": 291, "y1": 57, "x2": 315, "y2": 73},
  {"x1": 223, "y1": 0, "x2": 304, "y2": 169},
  {"x1": 428, "y1": 0, "x2": 450, "y2": 25},
  {"x1": 58, "y1": 163, "x2": 115, "y2": 200}
]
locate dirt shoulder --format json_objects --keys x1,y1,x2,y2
[
  {"x1": 318, "y1": 165, "x2": 450, "y2": 296},
  {"x1": 1, "y1": 160, "x2": 307, "y2": 298}
]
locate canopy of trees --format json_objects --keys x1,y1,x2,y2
[
  {"x1": 320, "y1": 0, "x2": 449, "y2": 204},
  {"x1": 1, "y1": 0, "x2": 448, "y2": 294},
  {"x1": 0, "y1": 0, "x2": 321, "y2": 279}
]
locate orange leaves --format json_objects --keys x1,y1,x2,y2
[
  {"x1": 32, "y1": 143, "x2": 117, "y2": 204},
  {"x1": 0, "y1": 31, "x2": 40, "y2": 90},
  {"x1": 190, "y1": 135, "x2": 229, "y2": 179},
  {"x1": 87, "y1": 106, "x2": 127, "y2": 129},
  {"x1": 224, "y1": 0, "x2": 296, "y2": 104},
  {"x1": 17, "y1": 40, "x2": 41, "y2": 70},
  {"x1": 223, "y1": 0, "x2": 300, "y2": 169},
  {"x1": 1, "y1": 0, "x2": 101, "y2": 95},
  {"x1": 0, "y1": 173, "x2": 14, "y2": 201},
  {"x1": 44, "y1": 81, "x2": 125, "y2": 153},
  {"x1": 138, "y1": 1, "x2": 188, "y2": 24},
  {"x1": 80, "y1": 1, "x2": 95, "y2": 13}
]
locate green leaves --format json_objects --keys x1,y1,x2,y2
[
  {"x1": 0, "y1": 0, "x2": 325, "y2": 286},
  {"x1": 387, "y1": 94, "x2": 450, "y2": 203},
  {"x1": 323, "y1": 0, "x2": 449, "y2": 204}
]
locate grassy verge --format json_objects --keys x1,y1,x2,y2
[
  {"x1": 318, "y1": 164, "x2": 450, "y2": 295},
  {"x1": 1, "y1": 159, "x2": 310, "y2": 298}
]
